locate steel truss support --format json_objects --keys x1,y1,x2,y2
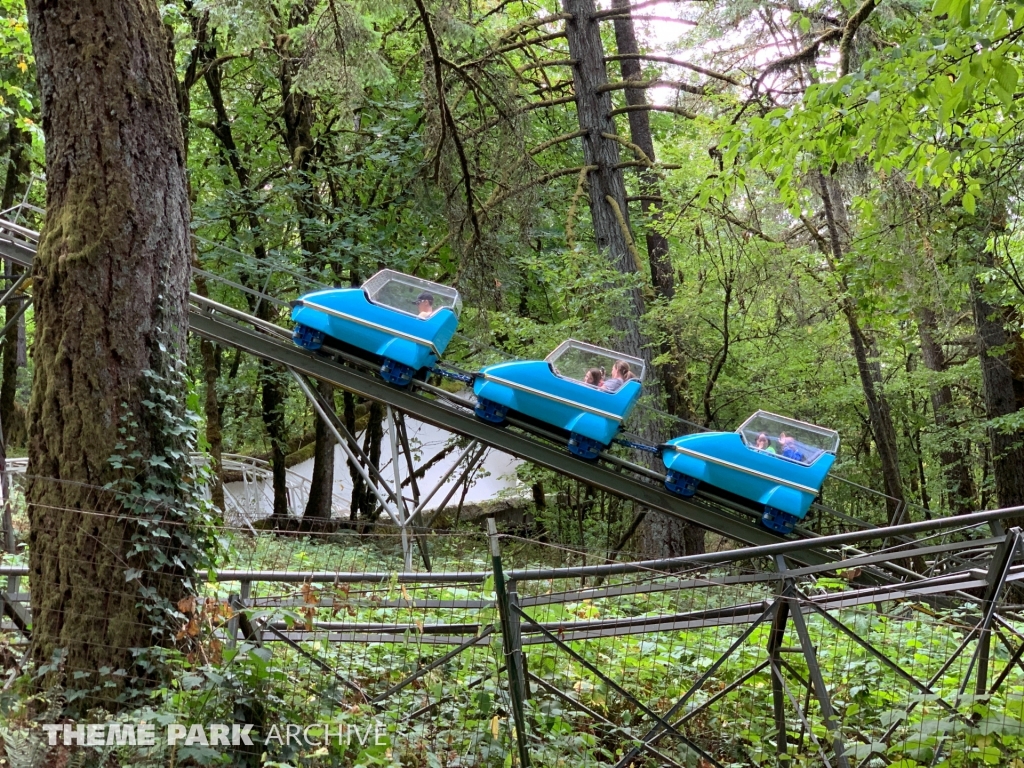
[
  {"x1": 971, "y1": 528, "x2": 1022, "y2": 698},
  {"x1": 407, "y1": 440, "x2": 485, "y2": 528},
  {"x1": 767, "y1": 593, "x2": 790, "y2": 756},
  {"x1": 291, "y1": 369, "x2": 489, "y2": 569},
  {"x1": 605, "y1": 593, "x2": 788, "y2": 768},
  {"x1": 527, "y1": 672, "x2": 687, "y2": 768},
  {"x1": 782, "y1": 584, "x2": 850, "y2": 767},
  {"x1": 386, "y1": 406, "x2": 414, "y2": 571},
  {"x1": 929, "y1": 527, "x2": 1023, "y2": 766}
]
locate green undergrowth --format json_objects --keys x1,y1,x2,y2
[{"x1": 0, "y1": 531, "x2": 1022, "y2": 767}]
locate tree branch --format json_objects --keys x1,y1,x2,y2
[
  {"x1": 591, "y1": 0, "x2": 687, "y2": 19},
  {"x1": 605, "y1": 195, "x2": 646, "y2": 273},
  {"x1": 602, "y1": 132, "x2": 653, "y2": 166},
  {"x1": 839, "y1": 0, "x2": 878, "y2": 76},
  {"x1": 610, "y1": 103, "x2": 697, "y2": 120},
  {"x1": 566, "y1": 165, "x2": 593, "y2": 249},
  {"x1": 755, "y1": 27, "x2": 843, "y2": 92},
  {"x1": 517, "y1": 58, "x2": 576, "y2": 73},
  {"x1": 412, "y1": 0, "x2": 481, "y2": 242},
  {"x1": 614, "y1": 160, "x2": 682, "y2": 170},
  {"x1": 604, "y1": 53, "x2": 741, "y2": 86},
  {"x1": 597, "y1": 14, "x2": 698, "y2": 25},
  {"x1": 529, "y1": 130, "x2": 588, "y2": 156},
  {"x1": 598, "y1": 78, "x2": 706, "y2": 96}
]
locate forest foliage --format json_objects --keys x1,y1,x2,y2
[
  {"x1": 4, "y1": 0, "x2": 1024, "y2": 764},
  {"x1": 3, "y1": 0, "x2": 1024, "y2": 544}
]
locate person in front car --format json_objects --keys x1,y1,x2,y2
[{"x1": 416, "y1": 292, "x2": 434, "y2": 318}]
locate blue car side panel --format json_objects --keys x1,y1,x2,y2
[
  {"x1": 473, "y1": 361, "x2": 641, "y2": 445},
  {"x1": 291, "y1": 288, "x2": 458, "y2": 370},
  {"x1": 661, "y1": 433, "x2": 834, "y2": 518}
]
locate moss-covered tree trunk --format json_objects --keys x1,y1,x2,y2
[
  {"x1": 1, "y1": 123, "x2": 30, "y2": 450},
  {"x1": 24, "y1": 0, "x2": 193, "y2": 692}
]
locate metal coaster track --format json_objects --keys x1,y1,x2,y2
[{"x1": 0, "y1": 214, "x2": 1009, "y2": 578}]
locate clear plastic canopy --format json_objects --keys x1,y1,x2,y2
[
  {"x1": 546, "y1": 339, "x2": 645, "y2": 387},
  {"x1": 362, "y1": 269, "x2": 462, "y2": 318},
  {"x1": 737, "y1": 410, "x2": 839, "y2": 464}
]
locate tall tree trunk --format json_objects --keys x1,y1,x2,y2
[
  {"x1": 917, "y1": 306, "x2": 975, "y2": 514},
  {"x1": 609, "y1": 1, "x2": 672, "y2": 300},
  {"x1": 562, "y1": 0, "x2": 649, "y2": 360},
  {"x1": 1, "y1": 124, "x2": 30, "y2": 449},
  {"x1": 609, "y1": 2, "x2": 703, "y2": 556},
  {"x1": 177, "y1": 5, "x2": 224, "y2": 510},
  {"x1": 273, "y1": 9, "x2": 336, "y2": 522},
  {"x1": 24, "y1": 0, "x2": 193, "y2": 693},
  {"x1": 304, "y1": 380, "x2": 336, "y2": 521},
  {"x1": 819, "y1": 175, "x2": 905, "y2": 522},
  {"x1": 200, "y1": 38, "x2": 290, "y2": 522},
  {"x1": 972, "y1": 280, "x2": 1024, "y2": 521}
]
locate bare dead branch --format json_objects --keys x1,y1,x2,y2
[
  {"x1": 566, "y1": 165, "x2": 593, "y2": 248},
  {"x1": 602, "y1": 132, "x2": 653, "y2": 167},
  {"x1": 597, "y1": 14, "x2": 698, "y2": 25},
  {"x1": 591, "y1": 0, "x2": 688, "y2": 19},
  {"x1": 598, "y1": 78, "x2": 706, "y2": 96},
  {"x1": 610, "y1": 103, "x2": 697, "y2": 120},
  {"x1": 604, "y1": 53, "x2": 741, "y2": 86},
  {"x1": 754, "y1": 27, "x2": 843, "y2": 93},
  {"x1": 412, "y1": 0, "x2": 481, "y2": 242},
  {"x1": 605, "y1": 195, "x2": 646, "y2": 273},
  {"x1": 529, "y1": 130, "x2": 588, "y2": 156},
  {"x1": 496, "y1": 12, "x2": 572, "y2": 41},
  {"x1": 615, "y1": 160, "x2": 682, "y2": 170},
  {"x1": 517, "y1": 58, "x2": 576, "y2": 73}
]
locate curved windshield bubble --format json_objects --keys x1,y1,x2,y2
[
  {"x1": 362, "y1": 269, "x2": 462, "y2": 318},
  {"x1": 737, "y1": 410, "x2": 839, "y2": 466},
  {"x1": 545, "y1": 340, "x2": 645, "y2": 387}
]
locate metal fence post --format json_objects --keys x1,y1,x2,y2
[
  {"x1": 507, "y1": 579, "x2": 530, "y2": 701},
  {"x1": 227, "y1": 579, "x2": 252, "y2": 649},
  {"x1": 487, "y1": 518, "x2": 530, "y2": 767},
  {"x1": 767, "y1": 580, "x2": 791, "y2": 757}
]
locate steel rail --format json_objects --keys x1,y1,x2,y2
[
  {"x1": 187, "y1": 309, "x2": 845, "y2": 568},
  {"x1": 2, "y1": 218, "x2": 1016, "y2": 580}
]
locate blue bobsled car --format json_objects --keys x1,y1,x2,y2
[
  {"x1": 661, "y1": 410, "x2": 839, "y2": 534},
  {"x1": 473, "y1": 340, "x2": 644, "y2": 459},
  {"x1": 291, "y1": 269, "x2": 461, "y2": 386}
]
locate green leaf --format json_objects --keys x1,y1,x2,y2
[
  {"x1": 993, "y1": 60, "x2": 1019, "y2": 99},
  {"x1": 963, "y1": 191, "x2": 977, "y2": 214}
]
